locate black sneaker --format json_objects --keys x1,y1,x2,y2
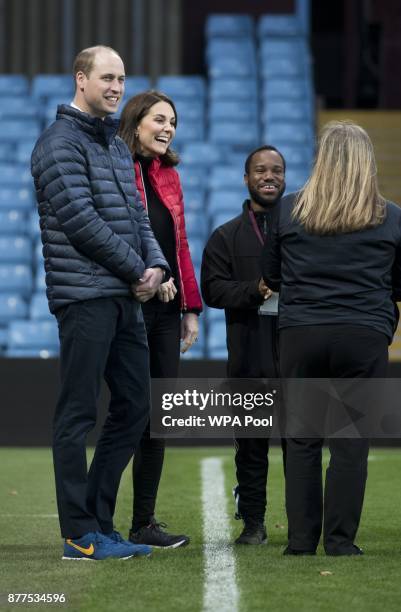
[
  {"x1": 235, "y1": 522, "x2": 267, "y2": 545},
  {"x1": 129, "y1": 519, "x2": 189, "y2": 549},
  {"x1": 283, "y1": 545, "x2": 316, "y2": 556}
]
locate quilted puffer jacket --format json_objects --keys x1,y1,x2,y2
[
  {"x1": 31, "y1": 105, "x2": 168, "y2": 313},
  {"x1": 134, "y1": 157, "x2": 202, "y2": 313}
]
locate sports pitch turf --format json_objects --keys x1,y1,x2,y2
[{"x1": 1, "y1": 447, "x2": 401, "y2": 612}]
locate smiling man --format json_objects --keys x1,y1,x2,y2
[
  {"x1": 31, "y1": 46, "x2": 169, "y2": 561},
  {"x1": 201, "y1": 145, "x2": 286, "y2": 545}
]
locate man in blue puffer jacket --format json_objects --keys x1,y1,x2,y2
[{"x1": 31, "y1": 45, "x2": 169, "y2": 561}]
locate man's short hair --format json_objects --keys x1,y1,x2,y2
[
  {"x1": 244, "y1": 145, "x2": 286, "y2": 175},
  {"x1": 72, "y1": 45, "x2": 121, "y2": 78}
]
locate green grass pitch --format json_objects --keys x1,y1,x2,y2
[{"x1": 1, "y1": 447, "x2": 401, "y2": 611}]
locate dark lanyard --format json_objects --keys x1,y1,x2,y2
[{"x1": 248, "y1": 208, "x2": 265, "y2": 246}]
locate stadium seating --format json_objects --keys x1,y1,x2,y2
[
  {"x1": 207, "y1": 320, "x2": 228, "y2": 359},
  {"x1": 0, "y1": 12, "x2": 316, "y2": 357},
  {"x1": 123, "y1": 76, "x2": 152, "y2": 97},
  {"x1": 29, "y1": 292, "x2": 52, "y2": 320},
  {"x1": 0, "y1": 210, "x2": 28, "y2": 235},
  {"x1": 0, "y1": 264, "x2": 33, "y2": 297},
  {"x1": 205, "y1": 14, "x2": 254, "y2": 38},
  {"x1": 6, "y1": 319, "x2": 59, "y2": 357},
  {"x1": 31, "y1": 74, "x2": 74, "y2": 100},
  {"x1": 0, "y1": 294, "x2": 28, "y2": 323},
  {"x1": 0, "y1": 75, "x2": 29, "y2": 96},
  {"x1": 156, "y1": 76, "x2": 206, "y2": 99}
]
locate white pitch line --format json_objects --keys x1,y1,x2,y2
[
  {"x1": 201, "y1": 457, "x2": 239, "y2": 612},
  {"x1": 0, "y1": 514, "x2": 59, "y2": 518}
]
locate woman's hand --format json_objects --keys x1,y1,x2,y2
[
  {"x1": 180, "y1": 313, "x2": 199, "y2": 353},
  {"x1": 157, "y1": 278, "x2": 177, "y2": 303}
]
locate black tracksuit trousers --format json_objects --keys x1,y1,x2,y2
[
  {"x1": 53, "y1": 297, "x2": 150, "y2": 539},
  {"x1": 131, "y1": 307, "x2": 181, "y2": 531},
  {"x1": 280, "y1": 324, "x2": 388, "y2": 554}
]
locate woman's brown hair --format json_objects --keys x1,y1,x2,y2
[{"x1": 118, "y1": 90, "x2": 179, "y2": 166}]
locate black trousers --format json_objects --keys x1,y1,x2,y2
[
  {"x1": 234, "y1": 322, "x2": 283, "y2": 525},
  {"x1": 131, "y1": 307, "x2": 181, "y2": 530},
  {"x1": 53, "y1": 297, "x2": 150, "y2": 539},
  {"x1": 280, "y1": 324, "x2": 388, "y2": 553}
]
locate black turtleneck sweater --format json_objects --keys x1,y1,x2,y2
[{"x1": 137, "y1": 155, "x2": 180, "y2": 311}]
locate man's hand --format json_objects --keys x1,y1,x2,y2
[
  {"x1": 180, "y1": 313, "x2": 199, "y2": 354},
  {"x1": 131, "y1": 267, "x2": 164, "y2": 302},
  {"x1": 258, "y1": 278, "x2": 272, "y2": 300},
  {"x1": 157, "y1": 277, "x2": 177, "y2": 303}
]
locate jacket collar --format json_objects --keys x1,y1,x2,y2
[{"x1": 56, "y1": 104, "x2": 119, "y2": 144}]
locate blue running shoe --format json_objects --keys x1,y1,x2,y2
[
  {"x1": 62, "y1": 531, "x2": 134, "y2": 561},
  {"x1": 107, "y1": 530, "x2": 152, "y2": 557}
]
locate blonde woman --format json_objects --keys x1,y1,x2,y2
[{"x1": 262, "y1": 121, "x2": 401, "y2": 556}]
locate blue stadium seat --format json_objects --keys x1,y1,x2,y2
[
  {"x1": 28, "y1": 210, "x2": 41, "y2": 239},
  {"x1": 206, "y1": 39, "x2": 256, "y2": 63},
  {"x1": 258, "y1": 14, "x2": 305, "y2": 37},
  {"x1": 34, "y1": 269, "x2": 46, "y2": 291},
  {"x1": 262, "y1": 99, "x2": 313, "y2": 122},
  {"x1": 0, "y1": 75, "x2": 29, "y2": 96},
  {"x1": 177, "y1": 166, "x2": 207, "y2": 191},
  {"x1": 208, "y1": 55, "x2": 257, "y2": 78},
  {"x1": 44, "y1": 95, "x2": 74, "y2": 122},
  {"x1": 209, "y1": 209, "x2": 239, "y2": 232},
  {"x1": 209, "y1": 78, "x2": 258, "y2": 101},
  {"x1": 0, "y1": 236, "x2": 31, "y2": 264},
  {"x1": 7, "y1": 320, "x2": 59, "y2": 355},
  {"x1": 260, "y1": 56, "x2": 310, "y2": 79},
  {"x1": 29, "y1": 292, "x2": 52, "y2": 320},
  {"x1": 6, "y1": 347, "x2": 58, "y2": 358},
  {"x1": 34, "y1": 240, "x2": 44, "y2": 267},
  {"x1": 0, "y1": 264, "x2": 33, "y2": 296},
  {"x1": 263, "y1": 122, "x2": 314, "y2": 146},
  {"x1": 123, "y1": 76, "x2": 152, "y2": 97},
  {"x1": 285, "y1": 166, "x2": 310, "y2": 192},
  {"x1": 209, "y1": 121, "x2": 259, "y2": 148},
  {"x1": 15, "y1": 140, "x2": 38, "y2": 164},
  {"x1": 261, "y1": 78, "x2": 313, "y2": 100},
  {"x1": 173, "y1": 98, "x2": 205, "y2": 122},
  {"x1": 186, "y1": 236, "x2": 204, "y2": 264},
  {"x1": 0, "y1": 211, "x2": 28, "y2": 235},
  {"x1": 32, "y1": 75, "x2": 74, "y2": 100},
  {"x1": 276, "y1": 144, "x2": 315, "y2": 166},
  {"x1": 156, "y1": 76, "x2": 206, "y2": 99},
  {"x1": 173, "y1": 120, "x2": 205, "y2": 144},
  {"x1": 185, "y1": 211, "x2": 207, "y2": 238},
  {"x1": 182, "y1": 189, "x2": 206, "y2": 213},
  {"x1": 206, "y1": 309, "x2": 226, "y2": 329},
  {"x1": 180, "y1": 345, "x2": 205, "y2": 360},
  {"x1": 0, "y1": 164, "x2": 32, "y2": 187},
  {"x1": 0, "y1": 96, "x2": 40, "y2": 119},
  {"x1": 208, "y1": 165, "x2": 246, "y2": 190},
  {"x1": 0, "y1": 325, "x2": 7, "y2": 352},
  {"x1": 206, "y1": 14, "x2": 254, "y2": 38},
  {"x1": 0, "y1": 188, "x2": 35, "y2": 211},
  {"x1": 209, "y1": 100, "x2": 258, "y2": 122},
  {"x1": 0, "y1": 294, "x2": 28, "y2": 323},
  {"x1": 259, "y1": 39, "x2": 308, "y2": 60},
  {"x1": 208, "y1": 189, "x2": 247, "y2": 213},
  {"x1": 1, "y1": 120, "x2": 41, "y2": 142},
  {"x1": 207, "y1": 320, "x2": 228, "y2": 359},
  {"x1": 180, "y1": 142, "x2": 226, "y2": 166},
  {"x1": 0, "y1": 143, "x2": 13, "y2": 161}
]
